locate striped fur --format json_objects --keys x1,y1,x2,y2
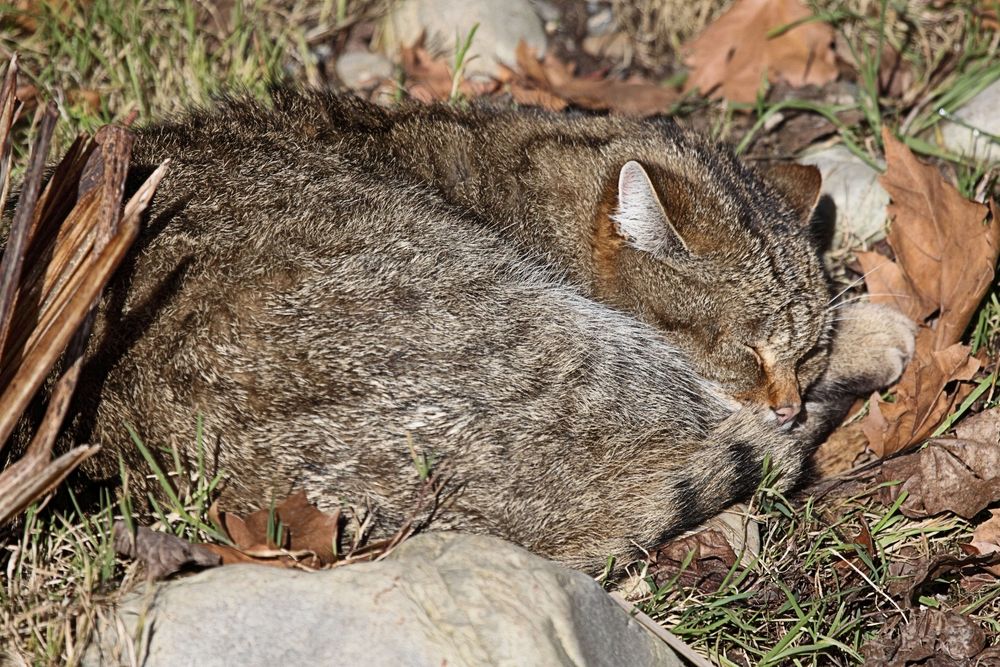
[{"x1": 27, "y1": 92, "x2": 913, "y2": 573}]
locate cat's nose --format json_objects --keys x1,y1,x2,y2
[{"x1": 773, "y1": 403, "x2": 801, "y2": 425}]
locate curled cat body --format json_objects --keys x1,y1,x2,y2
[{"x1": 43, "y1": 91, "x2": 913, "y2": 573}]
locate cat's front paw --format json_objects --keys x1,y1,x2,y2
[{"x1": 826, "y1": 302, "x2": 916, "y2": 393}]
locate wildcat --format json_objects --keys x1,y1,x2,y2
[{"x1": 41, "y1": 92, "x2": 912, "y2": 573}]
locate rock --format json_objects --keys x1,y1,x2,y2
[
  {"x1": 335, "y1": 51, "x2": 394, "y2": 90},
  {"x1": 84, "y1": 533, "x2": 682, "y2": 666},
  {"x1": 800, "y1": 145, "x2": 889, "y2": 249},
  {"x1": 938, "y1": 77, "x2": 1000, "y2": 164},
  {"x1": 377, "y1": 0, "x2": 547, "y2": 79}
]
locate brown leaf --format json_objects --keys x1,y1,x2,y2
[
  {"x1": 858, "y1": 134, "x2": 999, "y2": 457},
  {"x1": 863, "y1": 330, "x2": 980, "y2": 457},
  {"x1": 862, "y1": 608, "x2": 988, "y2": 666},
  {"x1": 210, "y1": 491, "x2": 341, "y2": 568},
  {"x1": 812, "y1": 420, "x2": 870, "y2": 477},
  {"x1": 877, "y1": 439, "x2": 1000, "y2": 520},
  {"x1": 954, "y1": 404, "x2": 1000, "y2": 444},
  {"x1": 969, "y1": 509, "x2": 1000, "y2": 577},
  {"x1": 682, "y1": 0, "x2": 837, "y2": 103},
  {"x1": 876, "y1": 130, "x2": 997, "y2": 347},
  {"x1": 514, "y1": 42, "x2": 677, "y2": 117},
  {"x1": 649, "y1": 528, "x2": 739, "y2": 593},
  {"x1": 855, "y1": 250, "x2": 928, "y2": 324},
  {"x1": 113, "y1": 521, "x2": 221, "y2": 580},
  {"x1": 507, "y1": 81, "x2": 568, "y2": 112},
  {"x1": 400, "y1": 44, "x2": 498, "y2": 103}
]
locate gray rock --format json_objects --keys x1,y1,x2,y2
[
  {"x1": 377, "y1": 0, "x2": 547, "y2": 78},
  {"x1": 335, "y1": 51, "x2": 395, "y2": 90},
  {"x1": 84, "y1": 533, "x2": 681, "y2": 666},
  {"x1": 800, "y1": 145, "x2": 889, "y2": 248},
  {"x1": 938, "y1": 78, "x2": 1000, "y2": 164}
]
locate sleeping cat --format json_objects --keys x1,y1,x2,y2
[{"x1": 52, "y1": 92, "x2": 912, "y2": 573}]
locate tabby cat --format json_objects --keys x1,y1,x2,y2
[{"x1": 49, "y1": 91, "x2": 912, "y2": 573}]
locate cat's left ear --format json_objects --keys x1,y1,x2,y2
[
  {"x1": 613, "y1": 160, "x2": 690, "y2": 260},
  {"x1": 760, "y1": 163, "x2": 822, "y2": 225}
]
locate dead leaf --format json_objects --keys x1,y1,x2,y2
[
  {"x1": 968, "y1": 509, "x2": 1000, "y2": 576},
  {"x1": 682, "y1": 0, "x2": 837, "y2": 103},
  {"x1": 855, "y1": 250, "x2": 928, "y2": 324},
  {"x1": 812, "y1": 420, "x2": 870, "y2": 477},
  {"x1": 513, "y1": 42, "x2": 677, "y2": 117},
  {"x1": 209, "y1": 491, "x2": 341, "y2": 568},
  {"x1": 68, "y1": 89, "x2": 101, "y2": 113},
  {"x1": 649, "y1": 528, "x2": 739, "y2": 593},
  {"x1": 113, "y1": 520, "x2": 221, "y2": 580},
  {"x1": 863, "y1": 330, "x2": 980, "y2": 457},
  {"x1": 954, "y1": 403, "x2": 1000, "y2": 444},
  {"x1": 877, "y1": 439, "x2": 1000, "y2": 520},
  {"x1": 856, "y1": 131, "x2": 999, "y2": 457},
  {"x1": 877, "y1": 130, "x2": 997, "y2": 347},
  {"x1": 400, "y1": 44, "x2": 497, "y2": 103},
  {"x1": 862, "y1": 608, "x2": 988, "y2": 666}
]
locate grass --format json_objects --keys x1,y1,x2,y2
[
  {"x1": 3, "y1": 0, "x2": 1000, "y2": 664},
  {"x1": 0, "y1": 418, "x2": 237, "y2": 665},
  {"x1": 631, "y1": 474, "x2": 999, "y2": 665}
]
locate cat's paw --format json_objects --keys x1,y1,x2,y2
[{"x1": 826, "y1": 302, "x2": 916, "y2": 392}]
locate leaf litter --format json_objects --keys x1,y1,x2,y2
[
  {"x1": 682, "y1": 0, "x2": 838, "y2": 103},
  {"x1": 853, "y1": 129, "x2": 999, "y2": 458}
]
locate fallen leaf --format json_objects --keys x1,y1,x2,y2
[
  {"x1": 857, "y1": 131, "x2": 999, "y2": 457},
  {"x1": 954, "y1": 403, "x2": 1000, "y2": 444},
  {"x1": 513, "y1": 42, "x2": 677, "y2": 117},
  {"x1": 209, "y1": 491, "x2": 341, "y2": 568},
  {"x1": 855, "y1": 250, "x2": 928, "y2": 324},
  {"x1": 968, "y1": 509, "x2": 1000, "y2": 576},
  {"x1": 682, "y1": 0, "x2": 837, "y2": 103},
  {"x1": 649, "y1": 527, "x2": 739, "y2": 593},
  {"x1": 878, "y1": 130, "x2": 996, "y2": 347},
  {"x1": 861, "y1": 608, "x2": 988, "y2": 666},
  {"x1": 68, "y1": 88, "x2": 101, "y2": 113},
  {"x1": 877, "y1": 438, "x2": 1000, "y2": 520},
  {"x1": 812, "y1": 420, "x2": 870, "y2": 477},
  {"x1": 863, "y1": 330, "x2": 980, "y2": 457},
  {"x1": 400, "y1": 43, "x2": 498, "y2": 103},
  {"x1": 113, "y1": 520, "x2": 221, "y2": 580}
]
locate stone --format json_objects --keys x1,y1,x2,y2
[
  {"x1": 84, "y1": 533, "x2": 682, "y2": 666},
  {"x1": 938, "y1": 78, "x2": 1000, "y2": 164},
  {"x1": 335, "y1": 51, "x2": 394, "y2": 90},
  {"x1": 377, "y1": 0, "x2": 547, "y2": 79},
  {"x1": 800, "y1": 144, "x2": 889, "y2": 249}
]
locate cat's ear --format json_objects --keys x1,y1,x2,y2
[
  {"x1": 760, "y1": 163, "x2": 822, "y2": 225},
  {"x1": 613, "y1": 160, "x2": 690, "y2": 259}
]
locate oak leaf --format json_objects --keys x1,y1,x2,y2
[
  {"x1": 207, "y1": 491, "x2": 341, "y2": 569},
  {"x1": 683, "y1": 0, "x2": 837, "y2": 103},
  {"x1": 514, "y1": 42, "x2": 677, "y2": 117},
  {"x1": 969, "y1": 509, "x2": 1000, "y2": 576},
  {"x1": 858, "y1": 130, "x2": 999, "y2": 457},
  {"x1": 877, "y1": 438, "x2": 1000, "y2": 520}
]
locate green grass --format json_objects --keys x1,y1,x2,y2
[
  {"x1": 1, "y1": 418, "x2": 231, "y2": 664},
  {"x1": 632, "y1": 474, "x2": 997, "y2": 666}
]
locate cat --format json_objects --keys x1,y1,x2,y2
[
  {"x1": 256, "y1": 90, "x2": 897, "y2": 421},
  {"x1": 41, "y1": 91, "x2": 913, "y2": 573}
]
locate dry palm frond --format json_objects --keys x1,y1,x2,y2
[{"x1": 0, "y1": 55, "x2": 168, "y2": 525}]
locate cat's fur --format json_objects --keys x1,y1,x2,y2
[
  {"x1": 40, "y1": 92, "x2": 913, "y2": 573},
  {"x1": 265, "y1": 91, "x2": 834, "y2": 413}
]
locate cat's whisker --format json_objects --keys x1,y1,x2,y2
[
  {"x1": 826, "y1": 291, "x2": 915, "y2": 312},
  {"x1": 827, "y1": 263, "x2": 888, "y2": 308}
]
